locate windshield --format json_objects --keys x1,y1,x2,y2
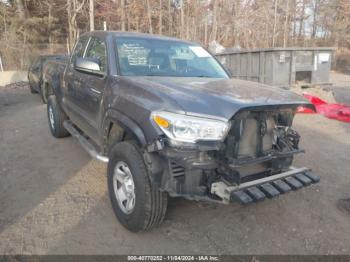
[{"x1": 115, "y1": 37, "x2": 229, "y2": 78}]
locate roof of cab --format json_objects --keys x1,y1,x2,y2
[{"x1": 80, "y1": 30, "x2": 197, "y2": 44}]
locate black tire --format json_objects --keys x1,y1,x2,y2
[
  {"x1": 47, "y1": 95, "x2": 70, "y2": 138},
  {"x1": 40, "y1": 83, "x2": 48, "y2": 104},
  {"x1": 107, "y1": 141, "x2": 168, "y2": 232},
  {"x1": 29, "y1": 82, "x2": 38, "y2": 94}
]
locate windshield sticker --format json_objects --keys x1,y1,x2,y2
[
  {"x1": 120, "y1": 43, "x2": 148, "y2": 65},
  {"x1": 189, "y1": 46, "x2": 211, "y2": 58}
]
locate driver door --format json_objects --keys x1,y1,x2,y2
[{"x1": 76, "y1": 37, "x2": 108, "y2": 140}]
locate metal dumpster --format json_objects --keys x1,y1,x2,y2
[{"x1": 216, "y1": 47, "x2": 335, "y2": 87}]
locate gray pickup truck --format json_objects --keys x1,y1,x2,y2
[{"x1": 43, "y1": 31, "x2": 319, "y2": 232}]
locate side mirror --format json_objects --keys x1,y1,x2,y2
[{"x1": 75, "y1": 57, "x2": 103, "y2": 75}]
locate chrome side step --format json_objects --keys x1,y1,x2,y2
[
  {"x1": 211, "y1": 167, "x2": 320, "y2": 204},
  {"x1": 63, "y1": 120, "x2": 109, "y2": 163}
]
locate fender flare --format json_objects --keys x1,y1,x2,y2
[
  {"x1": 42, "y1": 71, "x2": 61, "y2": 98},
  {"x1": 50, "y1": 76, "x2": 62, "y2": 97},
  {"x1": 102, "y1": 109, "x2": 148, "y2": 151}
]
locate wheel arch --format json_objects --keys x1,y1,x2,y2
[
  {"x1": 102, "y1": 109, "x2": 148, "y2": 155},
  {"x1": 42, "y1": 71, "x2": 61, "y2": 98}
]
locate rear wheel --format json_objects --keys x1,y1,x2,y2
[
  {"x1": 29, "y1": 82, "x2": 38, "y2": 94},
  {"x1": 107, "y1": 141, "x2": 168, "y2": 232},
  {"x1": 47, "y1": 95, "x2": 70, "y2": 138}
]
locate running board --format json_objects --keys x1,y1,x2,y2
[
  {"x1": 211, "y1": 167, "x2": 320, "y2": 204},
  {"x1": 63, "y1": 120, "x2": 109, "y2": 163}
]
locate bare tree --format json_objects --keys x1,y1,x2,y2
[
  {"x1": 146, "y1": 0, "x2": 153, "y2": 33},
  {"x1": 89, "y1": 0, "x2": 94, "y2": 31},
  {"x1": 283, "y1": 0, "x2": 290, "y2": 47},
  {"x1": 272, "y1": 0, "x2": 278, "y2": 47},
  {"x1": 15, "y1": 0, "x2": 27, "y2": 19},
  {"x1": 67, "y1": 0, "x2": 86, "y2": 52},
  {"x1": 210, "y1": 0, "x2": 218, "y2": 43},
  {"x1": 167, "y1": 0, "x2": 172, "y2": 36},
  {"x1": 159, "y1": 0, "x2": 162, "y2": 35},
  {"x1": 2, "y1": 0, "x2": 350, "y2": 71},
  {"x1": 180, "y1": 1, "x2": 184, "y2": 38},
  {"x1": 121, "y1": 0, "x2": 126, "y2": 31}
]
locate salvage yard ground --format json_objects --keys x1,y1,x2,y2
[{"x1": 0, "y1": 77, "x2": 349, "y2": 255}]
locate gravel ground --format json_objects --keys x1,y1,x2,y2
[
  {"x1": 0, "y1": 83, "x2": 349, "y2": 255},
  {"x1": 329, "y1": 72, "x2": 350, "y2": 105}
]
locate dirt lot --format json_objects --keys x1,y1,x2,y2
[{"x1": 0, "y1": 83, "x2": 349, "y2": 255}]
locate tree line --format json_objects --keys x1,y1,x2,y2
[{"x1": 0, "y1": 0, "x2": 349, "y2": 70}]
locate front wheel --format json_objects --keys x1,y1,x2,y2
[{"x1": 107, "y1": 141, "x2": 168, "y2": 232}]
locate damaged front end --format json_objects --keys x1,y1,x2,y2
[{"x1": 149, "y1": 106, "x2": 320, "y2": 204}]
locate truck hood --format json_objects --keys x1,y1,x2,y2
[{"x1": 124, "y1": 76, "x2": 313, "y2": 120}]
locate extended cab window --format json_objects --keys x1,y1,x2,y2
[
  {"x1": 70, "y1": 37, "x2": 89, "y2": 65},
  {"x1": 85, "y1": 38, "x2": 107, "y2": 73}
]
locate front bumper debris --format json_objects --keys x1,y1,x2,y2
[{"x1": 211, "y1": 167, "x2": 320, "y2": 204}]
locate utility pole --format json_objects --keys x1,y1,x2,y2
[{"x1": 89, "y1": 0, "x2": 95, "y2": 31}]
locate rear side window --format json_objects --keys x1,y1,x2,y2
[
  {"x1": 70, "y1": 37, "x2": 89, "y2": 65},
  {"x1": 85, "y1": 38, "x2": 107, "y2": 72}
]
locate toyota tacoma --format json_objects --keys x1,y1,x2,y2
[{"x1": 43, "y1": 31, "x2": 320, "y2": 232}]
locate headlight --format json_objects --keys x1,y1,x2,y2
[{"x1": 151, "y1": 111, "x2": 230, "y2": 143}]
